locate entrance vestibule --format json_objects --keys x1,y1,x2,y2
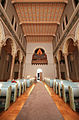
[{"x1": 36, "y1": 68, "x2": 42, "y2": 81}]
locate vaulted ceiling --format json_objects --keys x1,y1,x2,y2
[{"x1": 11, "y1": 0, "x2": 68, "y2": 42}]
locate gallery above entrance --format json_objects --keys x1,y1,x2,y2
[{"x1": 32, "y1": 48, "x2": 48, "y2": 65}]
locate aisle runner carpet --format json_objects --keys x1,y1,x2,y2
[{"x1": 16, "y1": 82, "x2": 64, "y2": 120}]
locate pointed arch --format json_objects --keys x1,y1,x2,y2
[{"x1": 0, "y1": 21, "x2": 5, "y2": 47}]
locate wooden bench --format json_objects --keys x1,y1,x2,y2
[
  {"x1": 0, "y1": 82, "x2": 18, "y2": 102},
  {"x1": 0, "y1": 84, "x2": 11, "y2": 111},
  {"x1": 58, "y1": 80, "x2": 70, "y2": 98},
  {"x1": 18, "y1": 79, "x2": 27, "y2": 92},
  {"x1": 15, "y1": 80, "x2": 25, "y2": 94},
  {"x1": 44, "y1": 78, "x2": 50, "y2": 86},
  {"x1": 62, "y1": 82, "x2": 79, "y2": 103},
  {"x1": 26, "y1": 78, "x2": 35, "y2": 88},
  {"x1": 69, "y1": 86, "x2": 79, "y2": 111},
  {"x1": 53, "y1": 79, "x2": 60, "y2": 93}
]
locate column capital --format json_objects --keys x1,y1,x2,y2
[
  {"x1": 11, "y1": 52, "x2": 16, "y2": 58},
  {"x1": 10, "y1": 54, "x2": 15, "y2": 80},
  {"x1": 63, "y1": 52, "x2": 68, "y2": 56}
]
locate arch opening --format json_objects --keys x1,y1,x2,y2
[
  {"x1": 0, "y1": 38, "x2": 13, "y2": 81},
  {"x1": 58, "y1": 50, "x2": 67, "y2": 80},
  {"x1": 13, "y1": 50, "x2": 20, "y2": 79},
  {"x1": 36, "y1": 68, "x2": 43, "y2": 81},
  {"x1": 67, "y1": 39, "x2": 79, "y2": 81}
]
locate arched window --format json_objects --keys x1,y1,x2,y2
[
  {"x1": 11, "y1": 16, "x2": 14, "y2": 25},
  {"x1": 74, "y1": 0, "x2": 79, "y2": 7},
  {"x1": 65, "y1": 15, "x2": 68, "y2": 25},
  {"x1": 15, "y1": 22, "x2": 17, "y2": 31},
  {"x1": 58, "y1": 33, "x2": 60, "y2": 39},
  {"x1": 63, "y1": 21, "x2": 65, "y2": 31},
  {"x1": 32, "y1": 48, "x2": 48, "y2": 65},
  {"x1": 1, "y1": 0, "x2": 6, "y2": 8}
]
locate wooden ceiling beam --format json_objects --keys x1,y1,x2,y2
[
  {"x1": 12, "y1": 0, "x2": 68, "y2": 4},
  {"x1": 20, "y1": 21, "x2": 60, "y2": 25},
  {"x1": 24, "y1": 34, "x2": 56, "y2": 37}
]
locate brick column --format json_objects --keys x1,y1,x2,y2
[
  {"x1": 64, "y1": 53, "x2": 70, "y2": 80},
  {"x1": 58, "y1": 60, "x2": 61, "y2": 79},
  {"x1": 18, "y1": 60, "x2": 22, "y2": 79},
  {"x1": 9, "y1": 54, "x2": 15, "y2": 80}
]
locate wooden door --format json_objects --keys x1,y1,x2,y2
[{"x1": 40, "y1": 72, "x2": 42, "y2": 81}]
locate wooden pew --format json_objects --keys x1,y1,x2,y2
[
  {"x1": 55, "y1": 80, "x2": 61, "y2": 94},
  {"x1": 26, "y1": 79, "x2": 31, "y2": 88},
  {"x1": 53, "y1": 79, "x2": 59, "y2": 93},
  {"x1": 62, "y1": 83, "x2": 70, "y2": 103},
  {"x1": 0, "y1": 84, "x2": 11, "y2": 111},
  {"x1": 58, "y1": 80, "x2": 70, "y2": 98},
  {"x1": 15, "y1": 80, "x2": 25, "y2": 94},
  {"x1": 10, "y1": 83, "x2": 18, "y2": 102},
  {"x1": 44, "y1": 78, "x2": 54, "y2": 88},
  {"x1": 16, "y1": 81, "x2": 21, "y2": 97},
  {"x1": 69, "y1": 86, "x2": 79, "y2": 111},
  {"x1": 26, "y1": 78, "x2": 35, "y2": 88},
  {"x1": 58, "y1": 82, "x2": 63, "y2": 97},
  {"x1": 30, "y1": 78, "x2": 35, "y2": 86},
  {"x1": 8, "y1": 80, "x2": 22, "y2": 97},
  {"x1": 50, "y1": 79, "x2": 54, "y2": 88},
  {"x1": 62, "y1": 82, "x2": 79, "y2": 103},
  {"x1": 45, "y1": 78, "x2": 50, "y2": 86},
  {"x1": 0, "y1": 89, "x2": 1, "y2": 95},
  {"x1": 18, "y1": 79, "x2": 27, "y2": 92},
  {"x1": 0, "y1": 82, "x2": 18, "y2": 103}
]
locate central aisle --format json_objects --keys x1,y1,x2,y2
[{"x1": 16, "y1": 82, "x2": 64, "y2": 120}]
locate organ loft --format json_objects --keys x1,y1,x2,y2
[{"x1": 0, "y1": 0, "x2": 79, "y2": 120}]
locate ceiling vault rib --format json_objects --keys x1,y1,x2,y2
[
  {"x1": 11, "y1": 0, "x2": 68, "y2": 4},
  {"x1": 20, "y1": 21, "x2": 60, "y2": 25},
  {"x1": 24, "y1": 34, "x2": 55, "y2": 37}
]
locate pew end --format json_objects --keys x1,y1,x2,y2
[
  {"x1": 0, "y1": 86, "x2": 12, "y2": 111},
  {"x1": 69, "y1": 86, "x2": 79, "y2": 111}
]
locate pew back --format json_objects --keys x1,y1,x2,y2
[
  {"x1": 0, "y1": 86, "x2": 11, "y2": 111},
  {"x1": 69, "y1": 86, "x2": 79, "y2": 111}
]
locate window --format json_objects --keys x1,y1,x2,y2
[
  {"x1": 74, "y1": 0, "x2": 79, "y2": 7},
  {"x1": 57, "y1": 33, "x2": 59, "y2": 41},
  {"x1": 1, "y1": 0, "x2": 6, "y2": 8},
  {"x1": 15, "y1": 22, "x2": 17, "y2": 31},
  {"x1": 63, "y1": 21, "x2": 65, "y2": 30},
  {"x1": 55, "y1": 36, "x2": 57, "y2": 43},
  {"x1": 11, "y1": 16, "x2": 14, "y2": 25},
  {"x1": 65, "y1": 15, "x2": 68, "y2": 25},
  {"x1": 58, "y1": 33, "x2": 60, "y2": 39}
]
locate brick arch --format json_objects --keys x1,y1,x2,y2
[
  {"x1": 63, "y1": 35, "x2": 75, "y2": 54},
  {"x1": 57, "y1": 49, "x2": 62, "y2": 61},
  {"x1": 33, "y1": 47, "x2": 47, "y2": 54},
  {"x1": 4, "y1": 35, "x2": 17, "y2": 56},
  {"x1": 16, "y1": 49, "x2": 23, "y2": 62},
  {"x1": 0, "y1": 21, "x2": 5, "y2": 47}
]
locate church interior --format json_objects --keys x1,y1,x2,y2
[{"x1": 0, "y1": 0, "x2": 79, "y2": 120}]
